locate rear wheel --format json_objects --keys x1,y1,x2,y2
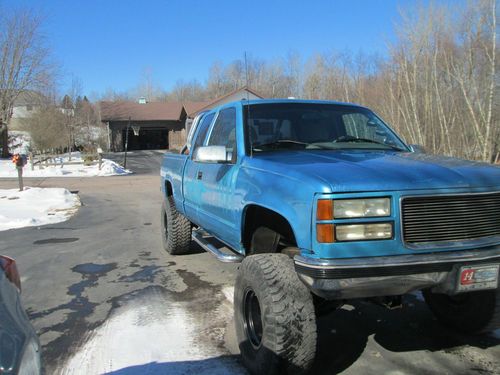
[
  {"x1": 234, "y1": 254, "x2": 317, "y2": 375},
  {"x1": 423, "y1": 288, "x2": 500, "y2": 334},
  {"x1": 161, "y1": 197, "x2": 191, "y2": 255}
]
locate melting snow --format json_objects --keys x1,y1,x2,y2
[
  {"x1": 0, "y1": 187, "x2": 80, "y2": 231},
  {"x1": 60, "y1": 290, "x2": 244, "y2": 375}
]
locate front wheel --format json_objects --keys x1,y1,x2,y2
[
  {"x1": 423, "y1": 288, "x2": 500, "y2": 334},
  {"x1": 234, "y1": 254, "x2": 317, "y2": 375}
]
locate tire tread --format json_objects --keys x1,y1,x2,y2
[
  {"x1": 235, "y1": 253, "x2": 316, "y2": 375},
  {"x1": 161, "y1": 196, "x2": 191, "y2": 255}
]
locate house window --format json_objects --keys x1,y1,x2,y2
[{"x1": 26, "y1": 105, "x2": 33, "y2": 111}]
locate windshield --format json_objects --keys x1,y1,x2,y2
[{"x1": 243, "y1": 103, "x2": 409, "y2": 153}]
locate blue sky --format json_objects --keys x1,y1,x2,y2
[{"x1": 4, "y1": 0, "x2": 449, "y2": 97}]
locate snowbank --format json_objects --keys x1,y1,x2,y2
[
  {"x1": 0, "y1": 187, "x2": 80, "y2": 231},
  {"x1": 0, "y1": 152, "x2": 131, "y2": 178}
]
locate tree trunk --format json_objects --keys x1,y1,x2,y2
[{"x1": 1, "y1": 126, "x2": 9, "y2": 158}]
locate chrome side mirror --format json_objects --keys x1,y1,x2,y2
[
  {"x1": 409, "y1": 144, "x2": 426, "y2": 153},
  {"x1": 193, "y1": 146, "x2": 231, "y2": 163}
]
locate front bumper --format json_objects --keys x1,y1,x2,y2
[{"x1": 294, "y1": 246, "x2": 500, "y2": 300}]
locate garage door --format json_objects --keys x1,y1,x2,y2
[{"x1": 123, "y1": 128, "x2": 169, "y2": 150}]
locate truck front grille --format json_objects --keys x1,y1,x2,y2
[{"x1": 401, "y1": 192, "x2": 500, "y2": 244}]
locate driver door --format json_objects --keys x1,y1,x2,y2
[{"x1": 195, "y1": 107, "x2": 240, "y2": 244}]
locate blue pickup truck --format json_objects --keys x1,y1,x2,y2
[{"x1": 160, "y1": 99, "x2": 500, "y2": 374}]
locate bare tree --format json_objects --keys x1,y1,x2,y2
[
  {"x1": 381, "y1": 0, "x2": 498, "y2": 162},
  {"x1": 131, "y1": 67, "x2": 162, "y2": 101},
  {"x1": 99, "y1": 87, "x2": 130, "y2": 101},
  {"x1": 0, "y1": 7, "x2": 54, "y2": 157},
  {"x1": 164, "y1": 79, "x2": 207, "y2": 101},
  {"x1": 73, "y1": 96, "x2": 104, "y2": 151}
]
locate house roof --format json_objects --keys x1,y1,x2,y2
[
  {"x1": 188, "y1": 86, "x2": 264, "y2": 117},
  {"x1": 100, "y1": 101, "x2": 185, "y2": 122},
  {"x1": 183, "y1": 101, "x2": 210, "y2": 118}
]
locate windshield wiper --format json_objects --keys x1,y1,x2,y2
[
  {"x1": 252, "y1": 140, "x2": 309, "y2": 150},
  {"x1": 333, "y1": 136, "x2": 406, "y2": 151}
]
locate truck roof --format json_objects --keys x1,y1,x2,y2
[{"x1": 209, "y1": 98, "x2": 367, "y2": 112}]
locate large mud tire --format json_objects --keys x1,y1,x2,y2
[
  {"x1": 161, "y1": 197, "x2": 191, "y2": 255},
  {"x1": 234, "y1": 254, "x2": 317, "y2": 375},
  {"x1": 423, "y1": 288, "x2": 500, "y2": 334}
]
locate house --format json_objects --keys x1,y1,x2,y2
[
  {"x1": 100, "y1": 101, "x2": 187, "y2": 152},
  {"x1": 8, "y1": 91, "x2": 48, "y2": 130},
  {"x1": 100, "y1": 87, "x2": 264, "y2": 152}
]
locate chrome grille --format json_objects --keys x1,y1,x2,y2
[{"x1": 402, "y1": 192, "x2": 500, "y2": 244}]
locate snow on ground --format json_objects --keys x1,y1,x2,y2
[
  {"x1": 222, "y1": 285, "x2": 234, "y2": 304},
  {"x1": 0, "y1": 152, "x2": 131, "y2": 178},
  {"x1": 0, "y1": 187, "x2": 80, "y2": 231},
  {"x1": 60, "y1": 289, "x2": 244, "y2": 375}
]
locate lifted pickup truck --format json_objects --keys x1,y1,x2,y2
[{"x1": 160, "y1": 99, "x2": 500, "y2": 374}]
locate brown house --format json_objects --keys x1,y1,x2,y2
[{"x1": 100, "y1": 101, "x2": 188, "y2": 152}]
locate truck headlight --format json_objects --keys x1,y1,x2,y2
[
  {"x1": 335, "y1": 223, "x2": 393, "y2": 241},
  {"x1": 333, "y1": 198, "x2": 390, "y2": 218}
]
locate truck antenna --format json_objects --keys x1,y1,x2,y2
[{"x1": 244, "y1": 52, "x2": 253, "y2": 157}]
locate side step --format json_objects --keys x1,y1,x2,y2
[{"x1": 192, "y1": 229, "x2": 244, "y2": 263}]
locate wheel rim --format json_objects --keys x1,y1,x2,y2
[{"x1": 243, "y1": 288, "x2": 263, "y2": 349}]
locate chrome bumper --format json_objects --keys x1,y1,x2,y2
[{"x1": 294, "y1": 246, "x2": 500, "y2": 300}]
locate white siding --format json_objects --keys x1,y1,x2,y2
[{"x1": 211, "y1": 91, "x2": 261, "y2": 107}]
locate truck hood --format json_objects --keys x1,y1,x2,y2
[{"x1": 245, "y1": 150, "x2": 500, "y2": 193}]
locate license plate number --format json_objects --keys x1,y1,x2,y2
[{"x1": 457, "y1": 265, "x2": 499, "y2": 292}]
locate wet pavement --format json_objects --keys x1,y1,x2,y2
[{"x1": 0, "y1": 151, "x2": 499, "y2": 374}]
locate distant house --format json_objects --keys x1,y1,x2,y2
[
  {"x1": 100, "y1": 101, "x2": 187, "y2": 152},
  {"x1": 9, "y1": 91, "x2": 48, "y2": 130},
  {"x1": 100, "y1": 86, "x2": 264, "y2": 152},
  {"x1": 187, "y1": 86, "x2": 263, "y2": 118}
]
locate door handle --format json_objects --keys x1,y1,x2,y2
[{"x1": 197, "y1": 171, "x2": 203, "y2": 180}]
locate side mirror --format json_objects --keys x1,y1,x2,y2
[
  {"x1": 193, "y1": 146, "x2": 231, "y2": 163},
  {"x1": 409, "y1": 144, "x2": 426, "y2": 153}
]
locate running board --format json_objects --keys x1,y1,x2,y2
[{"x1": 192, "y1": 229, "x2": 244, "y2": 263}]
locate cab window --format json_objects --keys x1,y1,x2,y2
[
  {"x1": 192, "y1": 112, "x2": 215, "y2": 155},
  {"x1": 207, "y1": 107, "x2": 237, "y2": 156}
]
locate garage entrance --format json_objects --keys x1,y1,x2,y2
[{"x1": 123, "y1": 128, "x2": 169, "y2": 150}]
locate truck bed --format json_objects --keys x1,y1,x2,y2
[{"x1": 161, "y1": 152, "x2": 188, "y2": 213}]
